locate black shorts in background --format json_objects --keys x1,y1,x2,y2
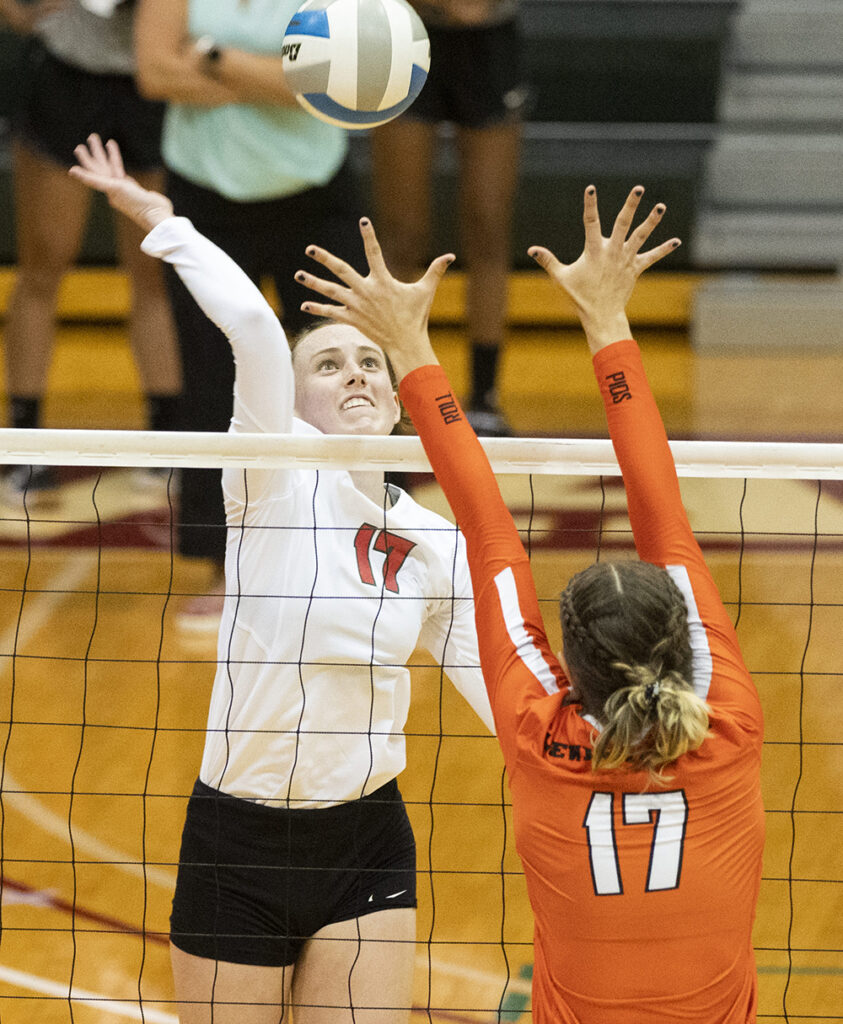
[
  {"x1": 408, "y1": 18, "x2": 529, "y2": 128},
  {"x1": 170, "y1": 777, "x2": 417, "y2": 967},
  {"x1": 14, "y1": 41, "x2": 164, "y2": 171}
]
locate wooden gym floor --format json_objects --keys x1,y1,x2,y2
[{"x1": 0, "y1": 269, "x2": 840, "y2": 1022}]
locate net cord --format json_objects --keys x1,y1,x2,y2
[{"x1": 1, "y1": 429, "x2": 842, "y2": 479}]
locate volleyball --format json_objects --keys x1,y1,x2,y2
[{"x1": 282, "y1": 0, "x2": 430, "y2": 130}]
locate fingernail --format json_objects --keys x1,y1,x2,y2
[
  {"x1": 528, "y1": 249, "x2": 539, "y2": 260},
  {"x1": 360, "y1": 217, "x2": 370, "y2": 226},
  {"x1": 306, "y1": 247, "x2": 316, "y2": 256},
  {"x1": 672, "y1": 239, "x2": 682, "y2": 248},
  {"x1": 295, "y1": 271, "x2": 306, "y2": 281},
  {"x1": 656, "y1": 204, "x2": 665, "y2": 214},
  {"x1": 634, "y1": 187, "x2": 644, "y2": 196},
  {"x1": 586, "y1": 186, "x2": 595, "y2": 195}
]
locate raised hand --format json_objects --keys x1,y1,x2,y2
[
  {"x1": 68, "y1": 134, "x2": 174, "y2": 232},
  {"x1": 296, "y1": 218, "x2": 454, "y2": 382},
  {"x1": 529, "y1": 186, "x2": 680, "y2": 353}
]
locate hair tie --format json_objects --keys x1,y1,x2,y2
[{"x1": 644, "y1": 680, "x2": 661, "y2": 706}]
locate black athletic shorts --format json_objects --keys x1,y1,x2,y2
[
  {"x1": 407, "y1": 18, "x2": 529, "y2": 128},
  {"x1": 14, "y1": 41, "x2": 165, "y2": 171},
  {"x1": 170, "y1": 778, "x2": 417, "y2": 967}
]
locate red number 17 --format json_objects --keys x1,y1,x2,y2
[{"x1": 354, "y1": 523, "x2": 416, "y2": 594}]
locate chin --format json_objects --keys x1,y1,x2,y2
[{"x1": 341, "y1": 413, "x2": 388, "y2": 434}]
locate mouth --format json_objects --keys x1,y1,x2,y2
[{"x1": 341, "y1": 396, "x2": 374, "y2": 411}]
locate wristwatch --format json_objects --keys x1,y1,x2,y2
[{"x1": 194, "y1": 35, "x2": 223, "y2": 77}]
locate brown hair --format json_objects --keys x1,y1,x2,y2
[{"x1": 559, "y1": 560, "x2": 709, "y2": 779}]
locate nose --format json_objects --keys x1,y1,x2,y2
[{"x1": 345, "y1": 362, "x2": 367, "y2": 385}]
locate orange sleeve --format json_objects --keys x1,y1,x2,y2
[
  {"x1": 594, "y1": 340, "x2": 761, "y2": 731},
  {"x1": 399, "y1": 366, "x2": 565, "y2": 764}
]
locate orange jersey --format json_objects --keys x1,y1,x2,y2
[{"x1": 400, "y1": 340, "x2": 764, "y2": 1024}]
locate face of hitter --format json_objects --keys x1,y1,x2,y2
[{"x1": 293, "y1": 324, "x2": 401, "y2": 437}]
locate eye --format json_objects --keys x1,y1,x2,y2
[
  {"x1": 317, "y1": 358, "x2": 338, "y2": 372},
  {"x1": 362, "y1": 356, "x2": 381, "y2": 369}
]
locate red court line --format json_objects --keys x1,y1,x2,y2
[
  {"x1": 1, "y1": 877, "x2": 167, "y2": 946},
  {"x1": 2, "y1": 879, "x2": 491, "y2": 1023}
]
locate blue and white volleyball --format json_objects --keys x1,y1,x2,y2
[{"x1": 282, "y1": 0, "x2": 430, "y2": 130}]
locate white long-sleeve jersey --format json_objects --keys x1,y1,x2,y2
[{"x1": 142, "y1": 218, "x2": 494, "y2": 808}]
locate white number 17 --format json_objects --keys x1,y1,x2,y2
[{"x1": 583, "y1": 790, "x2": 689, "y2": 895}]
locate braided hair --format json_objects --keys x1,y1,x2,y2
[{"x1": 559, "y1": 561, "x2": 709, "y2": 778}]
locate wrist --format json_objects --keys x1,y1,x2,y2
[
  {"x1": 387, "y1": 339, "x2": 439, "y2": 383},
  {"x1": 194, "y1": 35, "x2": 223, "y2": 78},
  {"x1": 578, "y1": 311, "x2": 632, "y2": 354}
]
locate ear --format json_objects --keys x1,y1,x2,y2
[{"x1": 391, "y1": 391, "x2": 401, "y2": 426}]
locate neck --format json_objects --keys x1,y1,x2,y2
[{"x1": 350, "y1": 469, "x2": 388, "y2": 505}]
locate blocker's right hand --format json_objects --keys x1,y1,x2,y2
[
  {"x1": 297, "y1": 217, "x2": 454, "y2": 383},
  {"x1": 68, "y1": 134, "x2": 174, "y2": 233}
]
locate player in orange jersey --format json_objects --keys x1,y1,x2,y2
[{"x1": 298, "y1": 187, "x2": 765, "y2": 1023}]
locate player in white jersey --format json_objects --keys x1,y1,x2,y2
[{"x1": 70, "y1": 135, "x2": 494, "y2": 1024}]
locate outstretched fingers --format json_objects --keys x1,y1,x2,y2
[
  {"x1": 610, "y1": 186, "x2": 644, "y2": 245},
  {"x1": 638, "y1": 236, "x2": 681, "y2": 271},
  {"x1": 71, "y1": 134, "x2": 124, "y2": 183},
  {"x1": 357, "y1": 217, "x2": 391, "y2": 277},
  {"x1": 419, "y1": 251, "x2": 456, "y2": 294},
  {"x1": 104, "y1": 136, "x2": 126, "y2": 177},
  {"x1": 304, "y1": 242, "x2": 361, "y2": 289},
  {"x1": 582, "y1": 185, "x2": 602, "y2": 251},
  {"x1": 295, "y1": 267, "x2": 351, "y2": 309},
  {"x1": 299, "y1": 296, "x2": 349, "y2": 322},
  {"x1": 627, "y1": 201, "x2": 667, "y2": 253},
  {"x1": 527, "y1": 245, "x2": 566, "y2": 279}
]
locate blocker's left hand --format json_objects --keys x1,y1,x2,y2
[
  {"x1": 528, "y1": 186, "x2": 680, "y2": 354},
  {"x1": 297, "y1": 218, "x2": 454, "y2": 382}
]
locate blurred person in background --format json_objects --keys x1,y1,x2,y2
[
  {"x1": 371, "y1": 0, "x2": 527, "y2": 437},
  {"x1": 134, "y1": 0, "x2": 366, "y2": 631},
  {"x1": 0, "y1": 0, "x2": 181, "y2": 501}
]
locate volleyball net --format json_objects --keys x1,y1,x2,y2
[{"x1": 0, "y1": 430, "x2": 841, "y2": 1024}]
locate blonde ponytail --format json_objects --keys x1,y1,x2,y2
[{"x1": 592, "y1": 663, "x2": 710, "y2": 780}]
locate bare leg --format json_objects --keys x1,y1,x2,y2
[
  {"x1": 114, "y1": 167, "x2": 182, "y2": 401},
  {"x1": 5, "y1": 139, "x2": 91, "y2": 400},
  {"x1": 169, "y1": 943, "x2": 293, "y2": 1024},
  {"x1": 293, "y1": 908, "x2": 416, "y2": 1024},
  {"x1": 369, "y1": 119, "x2": 437, "y2": 281},
  {"x1": 456, "y1": 118, "x2": 520, "y2": 353}
]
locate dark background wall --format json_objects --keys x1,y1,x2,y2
[{"x1": 10, "y1": 1, "x2": 838, "y2": 273}]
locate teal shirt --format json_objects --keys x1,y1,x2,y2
[{"x1": 163, "y1": 0, "x2": 348, "y2": 201}]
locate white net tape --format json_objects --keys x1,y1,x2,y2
[{"x1": 2, "y1": 429, "x2": 842, "y2": 479}]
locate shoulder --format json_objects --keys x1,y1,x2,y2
[
  {"x1": 394, "y1": 493, "x2": 466, "y2": 553},
  {"x1": 395, "y1": 489, "x2": 460, "y2": 531}
]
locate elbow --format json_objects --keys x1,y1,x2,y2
[
  {"x1": 238, "y1": 305, "x2": 282, "y2": 341},
  {"x1": 226, "y1": 303, "x2": 288, "y2": 357},
  {"x1": 135, "y1": 65, "x2": 170, "y2": 102},
  {"x1": 134, "y1": 46, "x2": 185, "y2": 101}
]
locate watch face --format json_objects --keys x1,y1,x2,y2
[{"x1": 79, "y1": 0, "x2": 122, "y2": 14}]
